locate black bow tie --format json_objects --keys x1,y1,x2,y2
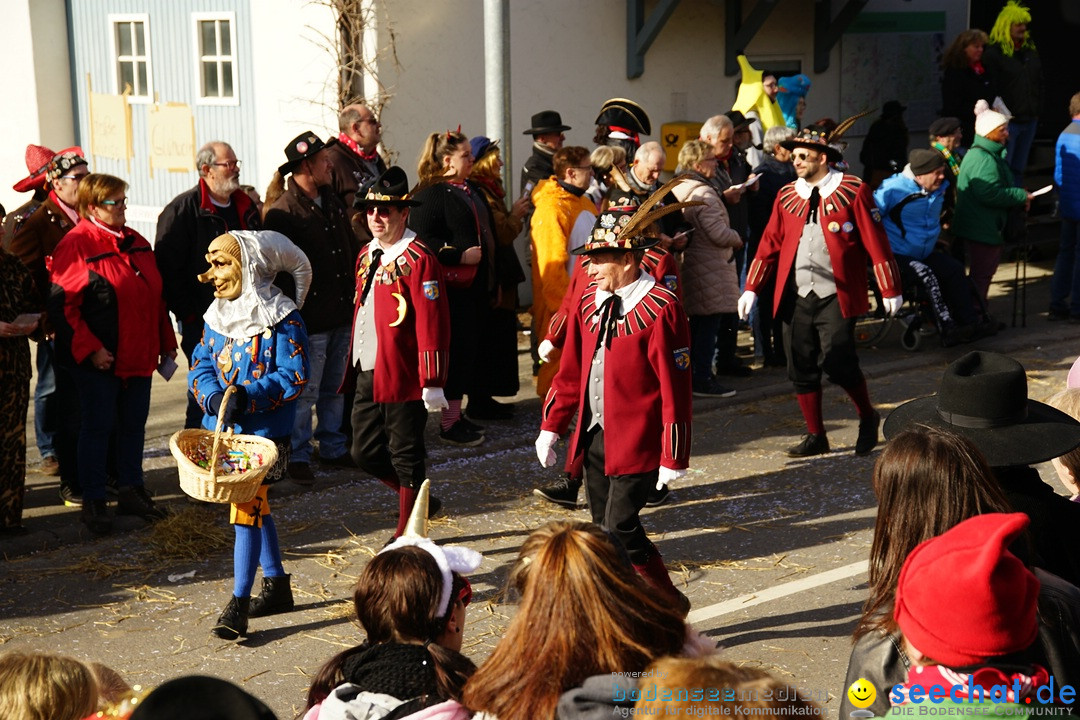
[
  {"x1": 594, "y1": 294, "x2": 622, "y2": 355},
  {"x1": 805, "y1": 186, "x2": 821, "y2": 225},
  {"x1": 359, "y1": 248, "x2": 384, "y2": 305}
]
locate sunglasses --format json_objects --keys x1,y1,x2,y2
[
  {"x1": 100, "y1": 198, "x2": 128, "y2": 208},
  {"x1": 366, "y1": 206, "x2": 392, "y2": 217}
]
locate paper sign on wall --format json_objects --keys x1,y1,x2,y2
[
  {"x1": 148, "y1": 103, "x2": 195, "y2": 176},
  {"x1": 89, "y1": 86, "x2": 133, "y2": 163}
]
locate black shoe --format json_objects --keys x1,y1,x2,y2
[
  {"x1": 466, "y1": 398, "x2": 515, "y2": 420},
  {"x1": 692, "y1": 378, "x2": 736, "y2": 398},
  {"x1": 645, "y1": 484, "x2": 671, "y2": 507},
  {"x1": 941, "y1": 323, "x2": 977, "y2": 348},
  {"x1": 458, "y1": 417, "x2": 486, "y2": 435},
  {"x1": 533, "y1": 476, "x2": 583, "y2": 508},
  {"x1": 764, "y1": 354, "x2": 787, "y2": 368},
  {"x1": 81, "y1": 499, "x2": 113, "y2": 536},
  {"x1": 439, "y1": 422, "x2": 484, "y2": 447},
  {"x1": 319, "y1": 452, "x2": 356, "y2": 469},
  {"x1": 786, "y1": 433, "x2": 830, "y2": 458},
  {"x1": 855, "y1": 412, "x2": 881, "y2": 456},
  {"x1": 428, "y1": 495, "x2": 443, "y2": 518},
  {"x1": 211, "y1": 596, "x2": 249, "y2": 640},
  {"x1": 106, "y1": 475, "x2": 120, "y2": 499},
  {"x1": 59, "y1": 484, "x2": 83, "y2": 508},
  {"x1": 287, "y1": 462, "x2": 316, "y2": 485},
  {"x1": 715, "y1": 363, "x2": 752, "y2": 378},
  {"x1": 117, "y1": 485, "x2": 168, "y2": 520},
  {"x1": 1048, "y1": 308, "x2": 1070, "y2": 321},
  {"x1": 248, "y1": 575, "x2": 294, "y2": 618},
  {"x1": 673, "y1": 588, "x2": 692, "y2": 618}
]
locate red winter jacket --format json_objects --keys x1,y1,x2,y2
[{"x1": 49, "y1": 218, "x2": 177, "y2": 377}]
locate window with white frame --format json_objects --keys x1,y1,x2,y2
[
  {"x1": 111, "y1": 15, "x2": 152, "y2": 101},
  {"x1": 195, "y1": 13, "x2": 237, "y2": 103}
]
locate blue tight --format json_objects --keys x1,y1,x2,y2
[{"x1": 232, "y1": 515, "x2": 286, "y2": 598}]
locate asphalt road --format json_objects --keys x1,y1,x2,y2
[{"x1": 2, "y1": 257, "x2": 1078, "y2": 719}]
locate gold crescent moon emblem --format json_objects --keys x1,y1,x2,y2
[{"x1": 388, "y1": 292, "x2": 407, "y2": 327}]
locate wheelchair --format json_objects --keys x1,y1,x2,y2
[{"x1": 854, "y1": 272, "x2": 938, "y2": 351}]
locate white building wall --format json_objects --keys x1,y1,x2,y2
[{"x1": 0, "y1": 0, "x2": 76, "y2": 216}]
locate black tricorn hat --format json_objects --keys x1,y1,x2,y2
[
  {"x1": 278, "y1": 131, "x2": 331, "y2": 175},
  {"x1": 523, "y1": 110, "x2": 571, "y2": 135},
  {"x1": 354, "y1": 166, "x2": 421, "y2": 208},
  {"x1": 129, "y1": 675, "x2": 278, "y2": 720},
  {"x1": 883, "y1": 351, "x2": 1080, "y2": 467},
  {"x1": 595, "y1": 98, "x2": 651, "y2": 135}
]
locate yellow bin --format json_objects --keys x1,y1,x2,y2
[{"x1": 659, "y1": 121, "x2": 703, "y2": 172}]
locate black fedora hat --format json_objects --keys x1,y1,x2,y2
[
  {"x1": 129, "y1": 675, "x2": 277, "y2": 720},
  {"x1": 353, "y1": 166, "x2": 421, "y2": 208},
  {"x1": 725, "y1": 110, "x2": 753, "y2": 131},
  {"x1": 883, "y1": 351, "x2": 1080, "y2": 467},
  {"x1": 278, "y1": 131, "x2": 330, "y2": 175},
  {"x1": 523, "y1": 110, "x2": 571, "y2": 136},
  {"x1": 572, "y1": 205, "x2": 659, "y2": 256}
]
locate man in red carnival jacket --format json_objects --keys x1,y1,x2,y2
[
  {"x1": 738, "y1": 125, "x2": 902, "y2": 457},
  {"x1": 345, "y1": 166, "x2": 451, "y2": 540},
  {"x1": 536, "y1": 202, "x2": 693, "y2": 616}
]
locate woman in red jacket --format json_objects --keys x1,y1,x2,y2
[{"x1": 49, "y1": 174, "x2": 177, "y2": 536}]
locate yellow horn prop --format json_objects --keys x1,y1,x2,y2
[{"x1": 402, "y1": 479, "x2": 431, "y2": 538}]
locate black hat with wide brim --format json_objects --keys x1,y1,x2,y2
[
  {"x1": 883, "y1": 351, "x2": 1080, "y2": 467},
  {"x1": 595, "y1": 98, "x2": 652, "y2": 135},
  {"x1": 779, "y1": 125, "x2": 844, "y2": 164},
  {"x1": 523, "y1": 110, "x2": 571, "y2": 135},
  {"x1": 278, "y1": 131, "x2": 332, "y2": 175},
  {"x1": 571, "y1": 205, "x2": 659, "y2": 255},
  {"x1": 353, "y1": 166, "x2": 422, "y2": 208}
]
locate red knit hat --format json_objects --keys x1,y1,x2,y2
[{"x1": 894, "y1": 513, "x2": 1039, "y2": 668}]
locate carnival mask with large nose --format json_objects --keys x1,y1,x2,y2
[{"x1": 198, "y1": 233, "x2": 243, "y2": 300}]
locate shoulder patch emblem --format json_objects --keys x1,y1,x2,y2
[
  {"x1": 673, "y1": 346, "x2": 690, "y2": 371},
  {"x1": 870, "y1": 207, "x2": 882, "y2": 223},
  {"x1": 422, "y1": 280, "x2": 440, "y2": 301},
  {"x1": 663, "y1": 274, "x2": 678, "y2": 291}
]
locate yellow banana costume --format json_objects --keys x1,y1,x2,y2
[{"x1": 731, "y1": 55, "x2": 785, "y2": 130}]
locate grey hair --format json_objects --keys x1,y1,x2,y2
[
  {"x1": 340, "y1": 104, "x2": 372, "y2": 132},
  {"x1": 699, "y1": 114, "x2": 733, "y2": 141},
  {"x1": 636, "y1": 140, "x2": 665, "y2": 164},
  {"x1": 763, "y1": 125, "x2": 796, "y2": 155},
  {"x1": 196, "y1": 141, "x2": 231, "y2": 176}
]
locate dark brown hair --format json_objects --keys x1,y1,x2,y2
[
  {"x1": 304, "y1": 546, "x2": 475, "y2": 710},
  {"x1": 462, "y1": 521, "x2": 686, "y2": 720},
  {"x1": 942, "y1": 29, "x2": 989, "y2": 70},
  {"x1": 553, "y1": 146, "x2": 590, "y2": 181},
  {"x1": 854, "y1": 426, "x2": 1013, "y2": 640}
]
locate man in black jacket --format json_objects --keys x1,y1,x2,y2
[
  {"x1": 519, "y1": 110, "x2": 570, "y2": 196},
  {"x1": 265, "y1": 132, "x2": 362, "y2": 482},
  {"x1": 155, "y1": 141, "x2": 261, "y2": 428}
]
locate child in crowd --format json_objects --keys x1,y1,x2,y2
[
  {"x1": 0, "y1": 650, "x2": 98, "y2": 720},
  {"x1": 1047, "y1": 386, "x2": 1080, "y2": 500},
  {"x1": 886, "y1": 513, "x2": 1051, "y2": 717}
]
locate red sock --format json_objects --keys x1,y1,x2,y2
[
  {"x1": 440, "y1": 400, "x2": 462, "y2": 431},
  {"x1": 843, "y1": 379, "x2": 875, "y2": 418},
  {"x1": 396, "y1": 486, "x2": 417, "y2": 537},
  {"x1": 633, "y1": 550, "x2": 680, "y2": 598},
  {"x1": 378, "y1": 474, "x2": 400, "y2": 492},
  {"x1": 796, "y1": 390, "x2": 825, "y2": 435}
]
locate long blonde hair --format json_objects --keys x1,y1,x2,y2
[{"x1": 0, "y1": 651, "x2": 98, "y2": 720}]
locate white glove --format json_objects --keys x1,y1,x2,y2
[
  {"x1": 737, "y1": 290, "x2": 757, "y2": 321},
  {"x1": 882, "y1": 294, "x2": 904, "y2": 317},
  {"x1": 535, "y1": 430, "x2": 559, "y2": 468},
  {"x1": 657, "y1": 466, "x2": 686, "y2": 490},
  {"x1": 422, "y1": 387, "x2": 448, "y2": 411},
  {"x1": 537, "y1": 338, "x2": 555, "y2": 363}
]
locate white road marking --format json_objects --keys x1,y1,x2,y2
[{"x1": 686, "y1": 560, "x2": 869, "y2": 625}]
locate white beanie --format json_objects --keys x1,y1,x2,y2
[{"x1": 974, "y1": 99, "x2": 1009, "y2": 138}]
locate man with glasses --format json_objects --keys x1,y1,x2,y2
[
  {"x1": 6, "y1": 147, "x2": 90, "y2": 505},
  {"x1": 326, "y1": 103, "x2": 387, "y2": 236},
  {"x1": 738, "y1": 125, "x2": 902, "y2": 458},
  {"x1": 346, "y1": 166, "x2": 449, "y2": 540},
  {"x1": 155, "y1": 141, "x2": 262, "y2": 428},
  {"x1": 265, "y1": 131, "x2": 362, "y2": 484}
]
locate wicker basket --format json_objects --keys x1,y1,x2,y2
[{"x1": 169, "y1": 385, "x2": 279, "y2": 504}]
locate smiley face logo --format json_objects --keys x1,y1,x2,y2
[{"x1": 847, "y1": 678, "x2": 876, "y2": 709}]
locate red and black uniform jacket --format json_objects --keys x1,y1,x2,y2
[
  {"x1": 745, "y1": 174, "x2": 900, "y2": 318},
  {"x1": 49, "y1": 218, "x2": 177, "y2": 377},
  {"x1": 541, "y1": 279, "x2": 692, "y2": 475},
  {"x1": 342, "y1": 236, "x2": 451, "y2": 403}
]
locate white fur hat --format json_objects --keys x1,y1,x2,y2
[{"x1": 974, "y1": 99, "x2": 1009, "y2": 138}]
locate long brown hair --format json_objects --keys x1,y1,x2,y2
[
  {"x1": 942, "y1": 29, "x2": 989, "y2": 70},
  {"x1": 304, "y1": 546, "x2": 476, "y2": 710},
  {"x1": 462, "y1": 521, "x2": 687, "y2": 720},
  {"x1": 416, "y1": 130, "x2": 468, "y2": 186},
  {"x1": 854, "y1": 426, "x2": 1013, "y2": 640}
]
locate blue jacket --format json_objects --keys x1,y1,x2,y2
[
  {"x1": 873, "y1": 167, "x2": 947, "y2": 260},
  {"x1": 1055, "y1": 119, "x2": 1080, "y2": 220},
  {"x1": 188, "y1": 310, "x2": 309, "y2": 438}
]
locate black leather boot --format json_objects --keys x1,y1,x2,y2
[
  {"x1": 248, "y1": 575, "x2": 294, "y2": 618},
  {"x1": 211, "y1": 596, "x2": 249, "y2": 640}
]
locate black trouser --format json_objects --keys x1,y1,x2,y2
[
  {"x1": 181, "y1": 318, "x2": 205, "y2": 429},
  {"x1": 583, "y1": 426, "x2": 657, "y2": 565},
  {"x1": 349, "y1": 370, "x2": 428, "y2": 489},
  {"x1": 895, "y1": 251, "x2": 978, "y2": 328},
  {"x1": 781, "y1": 292, "x2": 863, "y2": 395}
]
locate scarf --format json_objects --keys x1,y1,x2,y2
[
  {"x1": 892, "y1": 664, "x2": 1049, "y2": 706},
  {"x1": 471, "y1": 175, "x2": 505, "y2": 200},
  {"x1": 337, "y1": 132, "x2": 379, "y2": 162},
  {"x1": 932, "y1": 143, "x2": 962, "y2": 177},
  {"x1": 971, "y1": 61, "x2": 986, "y2": 76},
  {"x1": 341, "y1": 643, "x2": 442, "y2": 703}
]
